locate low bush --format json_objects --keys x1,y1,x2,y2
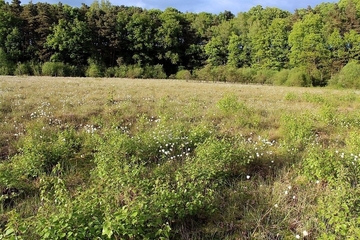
[
  {"x1": 143, "y1": 64, "x2": 167, "y2": 79},
  {"x1": 254, "y1": 69, "x2": 277, "y2": 84},
  {"x1": 29, "y1": 61, "x2": 42, "y2": 76},
  {"x1": 86, "y1": 63, "x2": 103, "y2": 78},
  {"x1": 272, "y1": 69, "x2": 290, "y2": 86},
  {"x1": 14, "y1": 62, "x2": 32, "y2": 76},
  {"x1": 175, "y1": 69, "x2": 192, "y2": 80},
  {"x1": 41, "y1": 62, "x2": 72, "y2": 77},
  {"x1": 238, "y1": 67, "x2": 256, "y2": 83},
  {"x1": 285, "y1": 67, "x2": 311, "y2": 87},
  {"x1": 193, "y1": 64, "x2": 213, "y2": 81},
  {"x1": 328, "y1": 60, "x2": 360, "y2": 89},
  {"x1": 126, "y1": 65, "x2": 143, "y2": 78}
]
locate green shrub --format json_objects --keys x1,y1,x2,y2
[
  {"x1": 223, "y1": 66, "x2": 240, "y2": 82},
  {"x1": 104, "y1": 67, "x2": 116, "y2": 77},
  {"x1": 41, "y1": 62, "x2": 71, "y2": 77},
  {"x1": 254, "y1": 69, "x2": 277, "y2": 84},
  {"x1": 272, "y1": 69, "x2": 290, "y2": 86},
  {"x1": 285, "y1": 68, "x2": 311, "y2": 87},
  {"x1": 0, "y1": 48, "x2": 14, "y2": 75},
  {"x1": 29, "y1": 61, "x2": 42, "y2": 76},
  {"x1": 238, "y1": 67, "x2": 256, "y2": 83},
  {"x1": 143, "y1": 64, "x2": 167, "y2": 79},
  {"x1": 194, "y1": 64, "x2": 213, "y2": 81},
  {"x1": 329, "y1": 60, "x2": 360, "y2": 89},
  {"x1": 114, "y1": 65, "x2": 128, "y2": 78},
  {"x1": 126, "y1": 65, "x2": 143, "y2": 78},
  {"x1": 281, "y1": 113, "x2": 314, "y2": 150},
  {"x1": 211, "y1": 65, "x2": 227, "y2": 82},
  {"x1": 86, "y1": 63, "x2": 103, "y2": 77},
  {"x1": 175, "y1": 69, "x2": 192, "y2": 80},
  {"x1": 14, "y1": 62, "x2": 32, "y2": 76},
  {"x1": 302, "y1": 147, "x2": 343, "y2": 183},
  {"x1": 217, "y1": 93, "x2": 246, "y2": 114},
  {"x1": 316, "y1": 179, "x2": 360, "y2": 239}
]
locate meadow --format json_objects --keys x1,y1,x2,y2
[{"x1": 0, "y1": 76, "x2": 359, "y2": 239}]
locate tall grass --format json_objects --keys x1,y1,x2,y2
[{"x1": 0, "y1": 76, "x2": 359, "y2": 239}]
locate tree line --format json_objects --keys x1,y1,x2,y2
[{"x1": 1, "y1": 0, "x2": 360, "y2": 86}]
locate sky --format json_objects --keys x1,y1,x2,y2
[{"x1": 28, "y1": 0, "x2": 339, "y2": 14}]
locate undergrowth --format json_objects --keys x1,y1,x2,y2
[{"x1": 0, "y1": 77, "x2": 359, "y2": 239}]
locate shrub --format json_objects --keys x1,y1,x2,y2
[
  {"x1": 41, "y1": 62, "x2": 71, "y2": 77},
  {"x1": 114, "y1": 65, "x2": 128, "y2": 78},
  {"x1": 194, "y1": 64, "x2": 213, "y2": 81},
  {"x1": 29, "y1": 61, "x2": 42, "y2": 76},
  {"x1": 86, "y1": 63, "x2": 103, "y2": 78},
  {"x1": 126, "y1": 65, "x2": 143, "y2": 78},
  {"x1": 104, "y1": 67, "x2": 116, "y2": 78},
  {"x1": 223, "y1": 66, "x2": 240, "y2": 82},
  {"x1": 0, "y1": 48, "x2": 14, "y2": 75},
  {"x1": 272, "y1": 69, "x2": 290, "y2": 86},
  {"x1": 143, "y1": 64, "x2": 167, "y2": 79},
  {"x1": 175, "y1": 69, "x2": 192, "y2": 80},
  {"x1": 285, "y1": 68, "x2": 311, "y2": 87},
  {"x1": 14, "y1": 62, "x2": 32, "y2": 76},
  {"x1": 254, "y1": 69, "x2": 277, "y2": 84},
  {"x1": 281, "y1": 113, "x2": 314, "y2": 150},
  {"x1": 329, "y1": 60, "x2": 360, "y2": 89},
  {"x1": 238, "y1": 67, "x2": 256, "y2": 83},
  {"x1": 217, "y1": 93, "x2": 246, "y2": 114}
]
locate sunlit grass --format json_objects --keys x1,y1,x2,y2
[{"x1": 0, "y1": 76, "x2": 359, "y2": 239}]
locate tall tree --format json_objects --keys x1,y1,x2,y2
[
  {"x1": 46, "y1": 18, "x2": 92, "y2": 65},
  {"x1": 289, "y1": 13, "x2": 330, "y2": 85},
  {"x1": 204, "y1": 20, "x2": 233, "y2": 66}
]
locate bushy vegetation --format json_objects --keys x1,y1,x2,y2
[
  {"x1": 0, "y1": 77, "x2": 359, "y2": 239},
  {"x1": 329, "y1": 60, "x2": 360, "y2": 89}
]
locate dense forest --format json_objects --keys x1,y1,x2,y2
[{"x1": 1, "y1": 0, "x2": 360, "y2": 86}]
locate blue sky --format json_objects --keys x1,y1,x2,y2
[{"x1": 28, "y1": 0, "x2": 338, "y2": 13}]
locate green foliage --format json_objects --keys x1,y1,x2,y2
[
  {"x1": 272, "y1": 69, "x2": 290, "y2": 85},
  {"x1": 175, "y1": 69, "x2": 192, "y2": 80},
  {"x1": 285, "y1": 67, "x2": 311, "y2": 87},
  {"x1": 5, "y1": 27, "x2": 22, "y2": 62},
  {"x1": 303, "y1": 147, "x2": 343, "y2": 183},
  {"x1": 329, "y1": 61, "x2": 360, "y2": 89},
  {"x1": 316, "y1": 179, "x2": 360, "y2": 239},
  {"x1": 41, "y1": 62, "x2": 72, "y2": 77},
  {"x1": 284, "y1": 92, "x2": 299, "y2": 101},
  {"x1": 253, "y1": 69, "x2": 277, "y2": 84},
  {"x1": 114, "y1": 65, "x2": 128, "y2": 78},
  {"x1": 142, "y1": 64, "x2": 167, "y2": 79},
  {"x1": 217, "y1": 93, "x2": 246, "y2": 114},
  {"x1": 0, "y1": 47, "x2": 14, "y2": 75},
  {"x1": 29, "y1": 61, "x2": 42, "y2": 76},
  {"x1": 86, "y1": 63, "x2": 103, "y2": 78},
  {"x1": 193, "y1": 64, "x2": 213, "y2": 81},
  {"x1": 281, "y1": 113, "x2": 314, "y2": 150},
  {"x1": 346, "y1": 130, "x2": 360, "y2": 153},
  {"x1": 14, "y1": 62, "x2": 32, "y2": 76},
  {"x1": 0, "y1": 125, "x2": 83, "y2": 190},
  {"x1": 126, "y1": 65, "x2": 144, "y2": 78}
]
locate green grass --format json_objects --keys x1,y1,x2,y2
[{"x1": 0, "y1": 76, "x2": 360, "y2": 239}]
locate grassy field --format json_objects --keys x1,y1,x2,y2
[{"x1": 0, "y1": 76, "x2": 360, "y2": 239}]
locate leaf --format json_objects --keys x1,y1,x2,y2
[
  {"x1": 102, "y1": 221, "x2": 113, "y2": 238},
  {"x1": 5, "y1": 228, "x2": 15, "y2": 235}
]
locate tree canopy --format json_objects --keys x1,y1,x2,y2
[{"x1": 0, "y1": 0, "x2": 359, "y2": 85}]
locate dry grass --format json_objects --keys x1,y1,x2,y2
[{"x1": 1, "y1": 76, "x2": 360, "y2": 239}]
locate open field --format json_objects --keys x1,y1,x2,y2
[{"x1": 1, "y1": 76, "x2": 360, "y2": 239}]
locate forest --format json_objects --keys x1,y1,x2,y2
[{"x1": 1, "y1": 0, "x2": 360, "y2": 87}]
